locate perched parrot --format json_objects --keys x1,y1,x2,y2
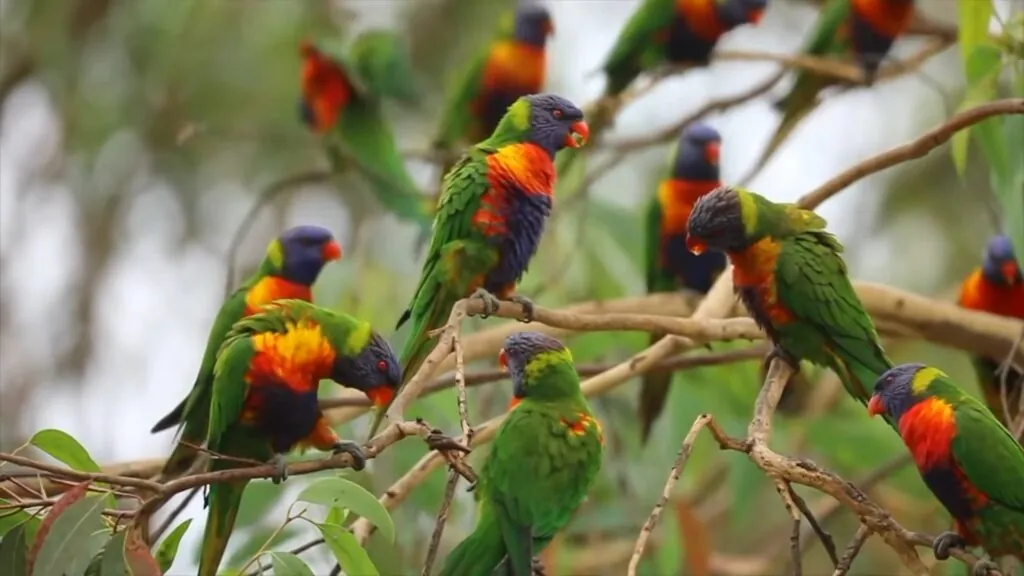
[
  {"x1": 432, "y1": 4, "x2": 554, "y2": 172},
  {"x1": 638, "y1": 122, "x2": 727, "y2": 443},
  {"x1": 366, "y1": 93, "x2": 590, "y2": 439},
  {"x1": 150, "y1": 225, "x2": 342, "y2": 479},
  {"x1": 685, "y1": 186, "x2": 896, "y2": 426},
  {"x1": 554, "y1": 0, "x2": 766, "y2": 192},
  {"x1": 868, "y1": 363, "x2": 1024, "y2": 571},
  {"x1": 348, "y1": 29, "x2": 421, "y2": 105},
  {"x1": 196, "y1": 299, "x2": 401, "y2": 576},
  {"x1": 743, "y1": 0, "x2": 915, "y2": 181},
  {"x1": 438, "y1": 332, "x2": 604, "y2": 576},
  {"x1": 958, "y1": 235, "x2": 1024, "y2": 428},
  {"x1": 299, "y1": 38, "x2": 433, "y2": 233}
]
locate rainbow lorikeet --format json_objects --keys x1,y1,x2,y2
[
  {"x1": 150, "y1": 225, "x2": 342, "y2": 479},
  {"x1": 638, "y1": 122, "x2": 727, "y2": 443},
  {"x1": 958, "y1": 235, "x2": 1024, "y2": 428},
  {"x1": 438, "y1": 332, "x2": 604, "y2": 576},
  {"x1": 868, "y1": 363, "x2": 1024, "y2": 571},
  {"x1": 196, "y1": 299, "x2": 401, "y2": 576},
  {"x1": 432, "y1": 5, "x2": 554, "y2": 167},
  {"x1": 366, "y1": 93, "x2": 590, "y2": 439},
  {"x1": 745, "y1": 0, "x2": 915, "y2": 179},
  {"x1": 299, "y1": 38, "x2": 433, "y2": 234},
  {"x1": 685, "y1": 186, "x2": 896, "y2": 426}
]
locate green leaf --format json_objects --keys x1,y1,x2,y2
[
  {"x1": 957, "y1": 0, "x2": 993, "y2": 64},
  {"x1": 98, "y1": 531, "x2": 127, "y2": 576},
  {"x1": 267, "y1": 551, "x2": 316, "y2": 576},
  {"x1": 30, "y1": 495, "x2": 108, "y2": 576},
  {"x1": 154, "y1": 519, "x2": 191, "y2": 573},
  {"x1": 950, "y1": 43, "x2": 1003, "y2": 175},
  {"x1": 295, "y1": 478, "x2": 395, "y2": 544},
  {"x1": 0, "y1": 501, "x2": 40, "y2": 540},
  {"x1": 28, "y1": 430, "x2": 102, "y2": 474},
  {"x1": 317, "y1": 523, "x2": 379, "y2": 576},
  {"x1": 0, "y1": 523, "x2": 29, "y2": 576},
  {"x1": 326, "y1": 506, "x2": 349, "y2": 527}
]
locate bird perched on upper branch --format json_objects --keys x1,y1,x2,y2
[
  {"x1": 638, "y1": 122, "x2": 727, "y2": 442},
  {"x1": 432, "y1": 4, "x2": 555, "y2": 187},
  {"x1": 743, "y1": 0, "x2": 915, "y2": 182},
  {"x1": 299, "y1": 36, "x2": 433, "y2": 234},
  {"x1": 151, "y1": 225, "x2": 342, "y2": 479},
  {"x1": 438, "y1": 332, "x2": 604, "y2": 576},
  {"x1": 367, "y1": 93, "x2": 590, "y2": 439},
  {"x1": 958, "y1": 234, "x2": 1024, "y2": 429},
  {"x1": 196, "y1": 299, "x2": 401, "y2": 576},
  {"x1": 868, "y1": 363, "x2": 1024, "y2": 573},
  {"x1": 686, "y1": 186, "x2": 896, "y2": 428}
]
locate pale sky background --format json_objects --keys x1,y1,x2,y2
[{"x1": 0, "y1": 0, "x2": 1015, "y2": 572}]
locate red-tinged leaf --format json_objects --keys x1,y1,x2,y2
[
  {"x1": 673, "y1": 498, "x2": 711, "y2": 576},
  {"x1": 27, "y1": 481, "x2": 91, "y2": 575},
  {"x1": 125, "y1": 528, "x2": 162, "y2": 576}
]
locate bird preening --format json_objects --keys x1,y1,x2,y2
[{"x1": 131, "y1": 2, "x2": 1024, "y2": 575}]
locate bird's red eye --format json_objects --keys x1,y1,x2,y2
[
  {"x1": 376, "y1": 360, "x2": 388, "y2": 372},
  {"x1": 552, "y1": 109, "x2": 563, "y2": 119}
]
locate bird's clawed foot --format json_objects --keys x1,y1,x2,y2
[
  {"x1": 470, "y1": 288, "x2": 501, "y2": 319},
  {"x1": 425, "y1": 428, "x2": 471, "y2": 454},
  {"x1": 508, "y1": 295, "x2": 535, "y2": 323},
  {"x1": 932, "y1": 531, "x2": 967, "y2": 561},
  {"x1": 532, "y1": 557, "x2": 547, "y2": 576},
  {"x1": 971, "y1": 559, "x2": 1001, "y2": 576},
  {"x1": 331, "y1": 441, "x2": 367, "y2": 471},
  {"x1": 269, "y1": 453, "x2": 289, "y2": 484},
  {"x1": 765, "y1": 345, "x2": 800, "y2": 373}
]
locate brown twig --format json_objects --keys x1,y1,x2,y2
[
  {"x1": 832, "y1": 525, "x2": 873, "y2": 576},
  {"x1": 627, "y1": 413, "x2": 712, "y2": 576},
  {"x1": 783, "y1": 483, "x2": 839, "y2": 570}
]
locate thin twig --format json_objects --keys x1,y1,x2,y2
[
  {"x1": 775, "y1": 480, "x2": 804, "y2": 576},
  {"x1": 420, "y1": 473, "x2": 459, "y2": 576},
  {"x1": 627, "y1": 413, "x2": 712, "y2": 576},
  {"x1": 150, "y1": 486, "x2": 201, "y2": 542},
  {"x1": 832, "y1": 525, "x2": 872, "y2": 576},
  {"x1": 785, "y1": 484, "x2": 838, "y2": 567}
]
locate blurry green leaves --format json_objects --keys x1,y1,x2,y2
[
  {"x1": 952, "y1": 0, "x2": 1024, "y2": 257},
  {"x1": 267, "y1": 551, "x2": 316, "y2": 576},
  {"x1": 317, "y1": 523, "x2": 379, "y2": 576},
  {"x1": 154, "y1": 519, "x2": 192, "y2": 574},
  {"x1": 27, "y1": 482, "x2": 108, "y2": 576},
  {"x1": 29, "y1": 429, "x2": 102, "y2": 474},
  {"x1": 296, "y1": 477, "x2": 395, "y2": 544}
]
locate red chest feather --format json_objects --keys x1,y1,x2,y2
[
  {"x1": 851, "y1": 0, "x2": 915, "y2": 38},
  {"x1": 244, "y1": 277, "x2": 313, "y2": 315},
  {"x1": 302, "y1": 57, "x2": 354, "y2": 133},
  {"x1": 729, "y1": 238, "x2": 795, "y2": 324},
  {"x1": 959, "y1": 269, "x2": 1024, "y2": 320},
  {"x1": 474, "y1": 143, "x2": 555, "y2": 236},
  {"x1": 480, "y1": 41, "x2": 546, "y2": 95},
  {"x1": 246, "y1": 322, "x2": 336, "y2": 397},
  {"x1": 899, "y1": 398, "x2": 958, "y2": 470},
  {"x1": 678, "y1": 0, "x2": 728, "y2": 41}
]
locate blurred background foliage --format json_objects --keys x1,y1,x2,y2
[{"x1": 1, "y1": 0, "x2": 1021, "y2": 574}]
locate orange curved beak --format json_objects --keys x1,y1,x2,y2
[
  {"x1": 1002, "y1": 261, "x2": 1021, "y2": 285},
  {"x1": 498, "y1": 348, "x2": 509, "y2": 373},
  {"x1": 705, "y1": 142, "x2": 721, "y2": 165},
  {"x1": 367, "y1": 386, "x2": 395, "y2": 409},
  {"x1": 565, "y1": 121, "x2": 590, "y2": 149},
  {"x1": 687, "y1": 236, "x2": 707, "y2": 255},
  {"x1": 322, "y1": 240, "x2": 343, "y2": 261},
  {"x1": 867, "y1": 395, "x2": 885, "y2": 417},
  {"x1": 749, "y1": 8, "x2": 766, "y2": 25}
]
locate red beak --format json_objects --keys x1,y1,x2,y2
[
  {"x1": 686, "y1": 236, "x2": 707, "y2": 255},
  {"x1": 1002, "y1": 261, "x2": 1021, "y2": 285},
  {"x1": 498, "y1": 348, "x2": 509, "y2": 373},
  {"x1": 508, "y1": 396, "x2": 522, "y2": 410},
  {"x1": 867, "y1": 395, "x2": 885, "y2": 417},
  {"x1": 367, "y1": 386, "x2": 395, "y2": 409},
  {"x1": 565, "y1": 121, "x2": 590, "y2": 149},
  {"x1": 705, "y1": 142, "x2": 721, "y2": 165},
  {"x1": 748, "y1": 8, "x2": 766, "y2": 25},
  {"x1": 322, "y1": 240, "x2": 343, "y2": 261}
]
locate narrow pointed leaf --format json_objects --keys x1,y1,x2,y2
[
  {"x1": 29, "y1": 487, "x2": 107, "y2": 576},
  {"x1": 154, "y1": 519, "x2": 191, "y2": 573},
  {"x1": 99, "y1": 531, "x2": 128, "y2": 576},
  {"x1": 267, "y1": 551, "x2": 316, "y2": 576},
  {"x1": 296, "y1": 478, "x2": 394, "y2": 543},
  {"x1": 316, "y1": 523, "x2": 379, "y2": 576},
  {"x1": 28, "y1": 430, "x2": 101, "y2": 473},
  {"x1": 0, "y1": 523, "x2": 29, "y2": 576}
]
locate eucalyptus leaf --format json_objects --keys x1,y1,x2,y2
[
  {"x1": 950, "y1": 43, "x2": 1003, "y2": 175},
  {"x1": 28, "y1": 430, "x2": 102, "y2": 473},
  {"x1": 317, "y1": 523, "x2": 379, "y2": 576},
  {"x1": 956, "y1": 0, "x2": 994, "y2": 64},
  {"x1": 0, "y1": 502, "x2": 39, "y2": 540},
  {"x1": 296, "y1": 478, "x2": 395, "y2": 543},
  {"x1": 154, "y1": 518, "x2": 192, "y2": 573},
  {"x1": 98, "y1": 531, "x2": 127, "y2": 576},
  {"x1": 267, "y1": 551, "x2": 316, "y2": 576},
  {"x1": 29, "y1": 495, "x2": 107, "y2": 576},
  {"x1": 0, "y1": 523, "x2": 29, "y2": 576}
]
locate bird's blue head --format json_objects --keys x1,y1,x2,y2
[
  {"x1": 271, "y1": 225, "x2": 343, "y2": 285},
  {"x1": 717, "y1": 0, "x2": 768, "y2": 29},
  {"x1": 516, "y1": 93, "x2": 589, "y2": 157},
  {"x1": 867, "y1": 363, "x2": 930, "y2": 422},
  {"x1": 981, "y1": 234, "x2": 1022, "y2": 287},
  {"x1": 514, "y1": 4, "x2": 554, "y2": 47},
  {"x1": 333, "y1": 330, "x2": 401, "y2": 410},
  {"x1": 671, "y1": 122, "x2": 722, "y2": 181},
  {"x1": 499, "y1": 331, "x2": 579, "y2": 405}
]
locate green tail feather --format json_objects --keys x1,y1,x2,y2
[
  {"x1": 197, "y1": 479, "x2": 247, "y2": 576},
  {"x1": 832, "y1": 353, "x2": 900, "y2": 431},
  {"x1": 437, "y1": 511, "x2": 507, "y2": 576},
  {"x1": 159, "y1": 389, "x2": 213, "y2": 480}
]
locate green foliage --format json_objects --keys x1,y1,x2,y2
[
  {"x1": 318, "y1": 522, "x2": 380, "y2": 576},
  {"x1": 0, "y1": 524, "x2": 30, "y2": 576},
  {"x1": 154, "y1": 519, "x2": 192, "y2": 573},
  {"x1": 267, "y1": 551, "x2": 316, "y2": 576},
  {"x1": 29, "y1": 494, "x2": 108, "y2": 576},
  {"x1": 295, "y1": 477, "x2": 396, "y2": 544},
  {"x1": 28, "y1": 430, "x2": 102, "y2": 474}
]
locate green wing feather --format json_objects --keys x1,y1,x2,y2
[
  {"x1": 951, "y1": 393, "x2": 1024, "y2": 512},
  {"x1": 434, "y1": 52, "x2": 490, "y2": 151},
  {"x1": 154, "y1": 282, "x2": 252, "y2": 478},
  {"x1": 348, "y1": 30, "x2": 420, "y2": 104},
  {"x1": 601, "y1": 0, "x2": 676, "y2": 96},
  {"x1": 774, "y1": 232, "x2": 894, "y2": 412}
]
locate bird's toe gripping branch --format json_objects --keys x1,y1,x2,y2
[
  {"x1": 765, "y1": 345, "x2": 801, "y2": 373},
  {"x1": 970, "y1": 559, "x2": 1002, "y2": 576},
  {"x1": 532, "y1": 556, "x2": 547, "y2": 576},
  {"x1": 331, "y1": 441, "x2": 367, "y2": 471},
  {"x1": 508, "y1": 294, "x2": 536, "y2": 323},
  {"x1": 931, "y1": 531, "x2": 967, "y2": 561},
  {"x1": 269, "y1": 453, "x2": 289, "y2": 485},
  {"x1": 469, "y1": 287, "x2": 502, "y2": 318},
  {"x1": 424, "y1": 428, "x2": 471, "y2": 454}
]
